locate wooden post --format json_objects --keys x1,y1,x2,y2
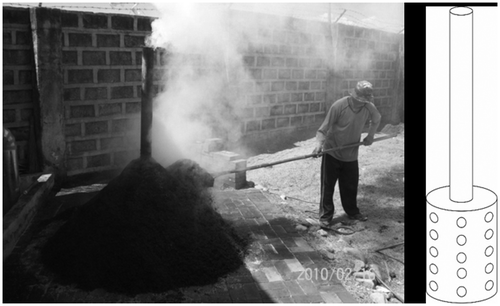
[{"x1": 141, "y1": 47, "x2": 155, "y2": 158}]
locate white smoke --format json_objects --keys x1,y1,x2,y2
[{"x1": 148, "y1": 3, "x2": 250, "y2": 166}]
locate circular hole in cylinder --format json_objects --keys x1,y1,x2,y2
[
  {"x1": 429, "y1": 212, "x2": 439, "y2": 223},
  {"x1": 456, "y1": 217, "x2": 467, "y2": 228},
  {"x1": 485, "y1": 212, "x2": 494, "y2": 223},
  {"x1": 457, "y1": 268, "x2": 467, "y2": 279},
  {"x1": 456, "y1": 235, "x2": 467, "y2": 246},
  {"x1": 456, "y1": 252, "x2": 467, "y2": 264},
  {"x1": 457, "y1": 286, "x2": 467, "y2": 298},
  {"x1": 429, "y1": 229, "x2": 439, "y2": 240},
  {"x1": 429, "y1": 247, "x2": 439, "y2": 257},
  {"x1": 485, "y1": 263, "x2": 494, "y2": 274},
  {"x1": 485, "y1": 229, "x2": 494, "y2": 240},
  {"x1": 429, "y1": 264, "x2": 439, "y2": 274},
  {"x1": 485, "y1": 280, "x2": 494, "y2": 291},
  {"x1": 429, "y1": 281, "x2": 438, "y2": 292},
  {"x1": 485, "y1": 246, "x2": 494, "y2": 257}
]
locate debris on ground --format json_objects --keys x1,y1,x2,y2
[
  {"x1": 41, "y1": 158, "x2": 250, "y2": 294},
  {"x1": 380, "y1": 123, "x2": 404, "y2": 136}
]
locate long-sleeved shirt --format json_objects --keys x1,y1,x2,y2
[{"x1": 316, "y1": 96, "x2": 381, "y2": 162}]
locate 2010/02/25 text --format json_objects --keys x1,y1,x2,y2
[{"x1": 297, "y1": 268, "x2": 352, "y2": 282}]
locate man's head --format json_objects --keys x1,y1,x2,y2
[{"x1": 350, "y1": 80, "x2": 374, "y2": 103}]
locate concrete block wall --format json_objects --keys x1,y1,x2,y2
[
  {"x1": 3, "y1": 6, "x2": 403, "y2": 177},
  {"x1": 231, "y1": 12, "x2": 331, "y2": 138},
  {"x1": 59, "y1": 10, "x2": 156, "y2": 175},
  {"x1": 3, "y1": 8, "x2": 37, "y2": 169}
]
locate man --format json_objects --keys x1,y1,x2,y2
[{"x1": 313, "y1": 80, "x2": 381, "y2": 227}]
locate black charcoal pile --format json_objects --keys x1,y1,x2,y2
[{"x1": 41, "y1": 158, "x2": 249, "y2": 294}]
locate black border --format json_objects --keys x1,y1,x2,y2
[{"x1": 404, "y1": 2, "x2": 497, "y2": 303}]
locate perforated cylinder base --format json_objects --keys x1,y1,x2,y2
[{"x1": 427, "y1": 186, "x2": 498, "y2": 303}]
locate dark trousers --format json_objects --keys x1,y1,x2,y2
[{"x1": 319, "y1": 154, "x2": 360, "y2": 222}]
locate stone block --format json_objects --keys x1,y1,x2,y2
[
  {"x1": 256, "y1": 56, "x2": 271, "y2": 67},
  {"x1": 65, "y1": 123, "x2": 81, "y2": 137},
  {"x1": 3, "y1": 50, "x2": 32, "y2": 65},
  {"x1": 3, "y1": 109, "x2": 16, "y2": 123},
  {"x1": 62, "y1": 51, "x2": 77, "y2": 64},
  {"x1": 304, "y1": 92, "x2": 315, "y2": 101},
  {"x1": 292, "y1": 69, "x2": 304, "y2": 79},
  {"x1": 271, "y1": 81, "x2": 285, "y2": 91},
  {"x1": 125, "y1": 102, "x2": 141, "y2": 113},
  {"x1": 246, "y1": 120, "x2": 260, "y2": 132},
  {"x1": 262, "y1": 118, "x2": 276, "y2": 130},
  {"x1": 298, "y1": 81, "x2": 310, "y2": 90},
  {"x1": 70, "y1": 139, "x2": 96, "y2": 154}
]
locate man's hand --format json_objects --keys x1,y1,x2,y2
[
  {"x1": 312, "y1": 144, "x2": 323, "y2": 157},
  {"x1": 363, "y1": 134, "x2": 374, "y2": 146}
]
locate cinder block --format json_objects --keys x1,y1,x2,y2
[
  {"x1": 212, "y1": 151, "x2": 240, "y2": 162},
  {"x1": 62, "y1": 51, "x2": 77, "y2": 65},
  {"x1": 277, "y1": 117, "x2": 289, "y2": 128},
  {"x1": 137, "y1": 17, "x2": 152, "y2": 31},
  {"x1": 292, "y1": 69, "x2": 304, "y2": 79},
  {"x1": 101, "y1": 137, "x2": 123, "y2": 150},
  {"x1": 3, "y1": 109, "x2": 16, "y2": 123},
  {"x1": 67, "y1": 157, "x2": 84, "y2": 171},
  {"x1": 61, "y1": 12, "x2": 79, "y2": 28},
  {"x1": 65, "y1": 123, "x2": 81, "y2": 137},
  {"x1": 298, "y1": 81, "x2": 310, "y2": 90},
  {"x1": 304, "y1": 93, "x2": 314, "y2": 101},
  {"x1": 82, "y1": 14, "x2": 108, "y2": 29},
  {"x1": 86, "y1": 153, "x2": 111, "y2": 168},
  {"x1": 99, "y1": 103, "x2": 122, "y2": 116},
  {"x1": 246, "y1": 121, "x2": 260, "y2": 133},
  {"x1": 271, "y1": 57, "x2": 285, "y2": 67},
  {"x1": 124, "y1": 35, "x2": 145, "y2": 47},
  {"x1": 310, "y1": 102, "x2": 321, "y2": 112},
  {"x1": 68, "y1": 33, "x2": 92, "y2": 47},
  {"x1": 277, "y1": 93, "x2": 290, "y2": 103},
  {"x1": 202, "y1": 138, "x2": 223, "y2": 153},
  {"x1": 70, "y1": 139, "x2": 97, "y2": 155},
  {"x1": 110, "y1": 86, "x2": 133, "y2": 99},
  {"x1": 85, "y1": 121, "x2": 108, "y2": 135},
  {"x1": 291, "y1": 116, "x2": 302, "y2": 126},
  {"x1": 262, "y1": 118, "x2": 276, "y2": 130},
  {"x1": 109, "y1": 51, "x2": 132, "y2": 66},
  {"x1": 263, "y1": 68, "x2": 277, "y2": 79},
  {"x1": 70, "y1": 105, "x2": 95, "y2": 118},
  {"x1": 270, "y1": 105, "x2": 283, "y2": 116},
  {"x1": 256, "y1": 56, "x2": 271, "y2": 67},
  {"x1": 3, "y1": 8, "x2": 30, "y2": 25},
  {"x1": 83, "y1": 51, "x2": 106, "y2": 65},
  {"x1": 111, "y1": 15, "x2": 134, "y2": 30},
  {"x1": 250, "y1": 68, "x2": 262, "y2": 79},
  {"x1": 16, "y1": 31, "x2": 31, "y2": 45},
  {"x1": 125, "y1": 102, "x2": 141, "y2": 114},
  {"x1": 271, "y1": 81, "x2": 285, "y2": 91},
  {"x1": 98, "y1": 69, "x2": 120, "y2": 83},
  {"x1": 20, "y1": 109, "x2": 32, "y2": 121},
  {"x1": 97, "y1": 34, "x2": 120, "y2": 47},
  {"x1": 85, "y1": 87, "x2": 107, "y2": 100},
  {"x1": 262, "y1": 94, "x2": 276, "y2": 104},
  {"x1": 68, "y1": 69, "x2": 93, "y2": 84},
  {"x1": 3, "y1": 50, "x2": 32, "y2": 65}
]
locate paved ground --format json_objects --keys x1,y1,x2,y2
[{"x1": 3, "y1": 187, "x2": 356, "y2": 303}]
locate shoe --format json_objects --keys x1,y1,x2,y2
[
  {"x1": 319, "y1": 220, "x2": 332, "y2": 227},
  {"x1": 348, "y1": 213, "x2": 368, "y2": 221}
]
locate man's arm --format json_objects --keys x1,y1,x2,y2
[
  {"x1": 313, "y1": 103, "x2": 338, "y2": 155},
  {"x1": 363, "y1": 103, "x2": 382, "y2": 145}
]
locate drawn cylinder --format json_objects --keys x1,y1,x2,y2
[
  {"x1": 427, "y1": 186, "x2": 498, "y2": 303},
  {"x1": 449, "y1": 6, "x2": 473, "y2": 202}
]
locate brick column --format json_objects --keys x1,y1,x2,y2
[{"x1": 30, "y1": 7, "x2": 66, "y2": 176}]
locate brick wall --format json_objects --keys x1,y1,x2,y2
[
  {"x1": 3, "y1": 8, "x2": 37, "y2": 171},
  {"x1": 59, "y1": 10, "x2": 156, "y2": 175}
]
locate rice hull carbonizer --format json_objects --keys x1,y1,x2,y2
[{"x1": 426, "y1": 7, "x2": 498, "y2": 303}]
